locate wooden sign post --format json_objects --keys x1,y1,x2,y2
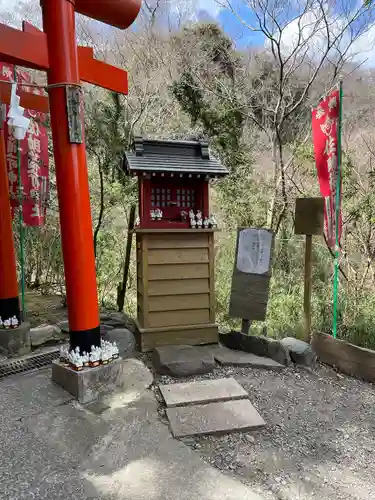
[
  {"x1": 294, "y1": 198, "x2": 324, "y2": 343},
  {"x1": 229, "y1": 228, "x2": 274, "y2": 330}
]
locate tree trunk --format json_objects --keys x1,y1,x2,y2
[
  {"x1": 93, "y1": 160, "x2": 105, "y2": 259},
  {"x1": 267, "y1": 135, "x2": 279, "y2": 228}
]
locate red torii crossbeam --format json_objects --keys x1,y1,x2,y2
[{"x1": 0, "y1": 0, "x2": 141, "y2": 353}]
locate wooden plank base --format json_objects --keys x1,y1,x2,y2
[
  {"x1": 312, "y1": 331, "x2": 375, "y2": 383},
  {"x1": 135, "y1": 320, "x2": 218, "y2": 352}
]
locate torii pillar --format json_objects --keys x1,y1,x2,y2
[
  {"x1": 0, "y1": 105, "x2": 19, "y2": 324},
  {"x1": 0, "y1": 0, "x2": 141, "y2": 353}
]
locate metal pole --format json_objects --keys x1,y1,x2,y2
[{"x1": 332, "y1": 81, "x2": 343, "y2": 339}]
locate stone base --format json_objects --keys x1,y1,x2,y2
[
  {"x1": 52, "y1": 358, "x2": 124, "y2": 404},
  {"x1": 0, "y1": 322, "x2": 31, "y2": 357}
]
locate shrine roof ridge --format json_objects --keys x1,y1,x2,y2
[{"x1": 123, "y1": 137, "x2": 228, "y2": 177}]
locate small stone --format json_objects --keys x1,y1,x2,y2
[
  {"x1": 218, "y1": 331, "x2": 244, "y2": 351},
  {"x1": 214, "y1": 348, "x2": 284, "y2": 371},
  {"x1": 244, "y1": 434, "x2": 255, "y2": 444},
  {"x1": 100, "y1": 311, "x2": 127, "y2": 328},
  {"x1": 102, "y1": 328, "x2": 136, "y2": 358},
  {"x1": 241, "y1": 334, "x2": 270, "y2": 357},
  {"x1": 268, "y1": 339, "x2": 292, "y2": 366},
  {"x1": 29, "y1": 324, "x2": 64, "y2": 347},
  {"x1": 57, "y1": 320, "x2": 69, "y2": 332},
  {"x1": 100, "y1": 324, "x2": 114, "y2": 335},
  {"x1": 280, "y1": 337, "x2": 317, "y2": 366},
  {"x1": 153, "y1": 345, "x2": 215, "y2": 377}
]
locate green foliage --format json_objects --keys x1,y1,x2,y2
[
  {"x1": 171, "y1": 23, "x2": 244, "y2": 165},
  {"x1": 16, "y1": 14, "x2": 375, "y2": 353}
]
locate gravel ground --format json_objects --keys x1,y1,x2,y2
[{"x1": 149, "y1": 358, "x2": 375, "y2": 500}]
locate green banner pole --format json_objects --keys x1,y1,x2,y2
[{"x1": 332, "y1": 81, "x2": 343, "y2": 338}]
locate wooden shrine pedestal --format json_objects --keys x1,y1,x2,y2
[{"x1": 135, "y1": 228, "x2": 218, "y2": 352}]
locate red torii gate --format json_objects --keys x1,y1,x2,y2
[{"x1": 0, "y1": 0, "x2": 141, "y2": 353}]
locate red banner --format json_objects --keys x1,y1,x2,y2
[
  {"x1": 312, "y1": 88, "x2": 342, "y2": 249},
  {"x1": 0, "y1": 63, "x2": 49, "y2": 226}
]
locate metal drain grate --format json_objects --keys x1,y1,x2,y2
[{"x1": 0, "y1": 350, "x2": 59, "y2": 379}]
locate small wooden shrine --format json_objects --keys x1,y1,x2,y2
[{"x1": 124, "y1": 137, "x2": 228, "y2": 351}]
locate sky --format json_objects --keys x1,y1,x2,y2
[
  {"x1": 1, "y1": 0, "x2": 375, "y2": 66},
  {"x1": 196, "y1": 0, "x2": 375, "y2": 66}
]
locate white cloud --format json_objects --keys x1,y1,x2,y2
[
  {"x1": 277, "y1": 6, "x2": 375, "y2": 67},
  {"x1": 196, "y1": 0, "x2": 221, "y2": 17}
]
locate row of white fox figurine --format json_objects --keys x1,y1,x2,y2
[
  {"x1": 0, "y1": 316, "x2": 19, "y2": 329},
  {"x1": 189, "y1": 210, "x2": 217, "y2": 229},
  {"x1": 60, "y1": 341, "x2": 120, "y2": 370}
]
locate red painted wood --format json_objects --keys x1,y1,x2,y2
[
  {"x1": 140, "y1": 220, "x2": 191, "y2": 230},
  {"x1": 138, "y1": 175, "x2": 208, "y2": 227},
  {"x1": 75, "y1": 0, "x2": 142, "y2": 30},
  {"x1": 41, "y1": 0, "x2": 99, "y2": 332},
  {"x1": 0, "y1": 125, "x2": 18, "y2": 301},
  {"x1": 0, "y1": 82, "x2": 49, "y2": 113},
  {"x1": 203, "y1": 181, "x2": 210, "y2": 218},
  {"x1": 77, "y1": 46, "x2": 128, "y2": 94},
  {"x1": 0, "y1": 24, "x2": 49, "y2": 70},
  {"x1": 0, "y1": 23, "x2": 129, "y2": 94},
  {"x1": 22, "y1": 21, "x2": 44, "y2": 36}
]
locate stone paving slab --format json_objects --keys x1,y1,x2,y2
[
  {"x1": 0, "y1": 369, "x2": 72, "y2": 425},
  {"x1": 214, "y1": 346, "x2": 285, "y2": 370},
  {"x1": 1, "y1": 369, "x2": 266, "y2": 500},
  {"x1": 160, "y1": 377, "x2": 248, "y2": 407},
  {"x1": 167, "y1": 399, "x2": 266, "y2": 437}
]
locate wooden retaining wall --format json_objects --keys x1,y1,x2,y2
[{"x1": 312, "y1": 331, "x2": 375, "y2": 383}]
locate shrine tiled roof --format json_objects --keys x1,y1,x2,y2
[{"x1": 123, "y1": 137, "x2": 228, "y2": 177}]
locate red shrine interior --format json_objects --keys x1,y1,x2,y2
[{"x1": 138, "y1": 174, "x2": 209, "y2": 229}]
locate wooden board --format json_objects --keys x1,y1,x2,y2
[
  {"x1": 149, "y1": 293, "x2": 209, "y2": 312},
  {"x1": 208, "y1": 232, "x2": 216, "y2": 323},
  {"x1": 138, "y1": 324, "x2": 218, "y2": 352},
  {"x1": 312, "y1": 331, "x2": 375, "y2": 383},
  {"x1": 148, "y1": 263, "x2": 209, "y2": 281},
  {"x1": 137, "y1": 303, "x2": 144, "y2": 326},
  {"x1": 295, "y1": 197, "x2": 324, "y2": 236},
  {"x1": 148, "y1": 248, "x2": 209, "y2": 265},
  {"x1": 136, "y1": 231, "x2": 218, "y2": 343},
  {"x1": 147, "y1": 233, "x2": 209, "y2": 249},
  {"x1": 229, "y1": 228, "x2": 274, "y2": 322},
  {"x1": 148, "y1": 309, "x2": 210, "y2": 328},
  {"x1": 148, "y1": 278, "x2": 210, "y2": 296},
  {"x1": 137, "y1": 278, "x2": 144, "y2": 295}
]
